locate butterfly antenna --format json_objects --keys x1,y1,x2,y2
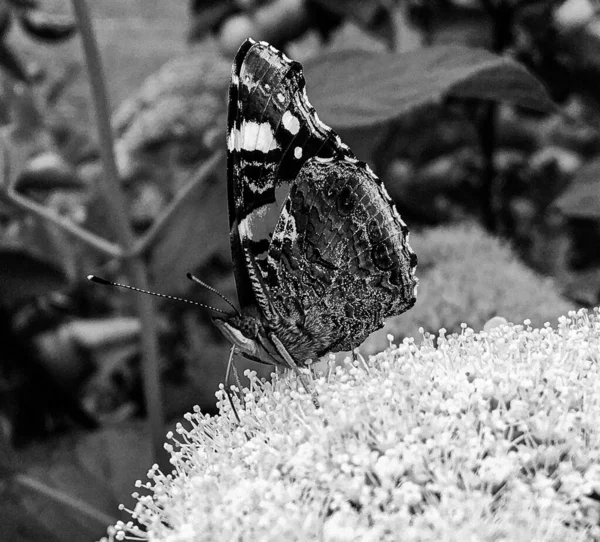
[
  {"x1": 87, "y1": 275, "x2": 229, "y2": 314},
  {"x1": 186, "y1": 272, "x2": 240, "y2": 315}
]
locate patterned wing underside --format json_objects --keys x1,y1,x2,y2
[
  {"x1": 227, "y1": 39, "x2": 417, "y2": 363},
  {"x1": 227, "y1": 39, "x2": 353, "y2": 312},
  {"x1": 265, "y1": 158, "x2": 418, "y2": 361}
]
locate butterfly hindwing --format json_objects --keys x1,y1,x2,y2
[{"x1": 265, "y1": 157, "x2": 417, "y2": 360}]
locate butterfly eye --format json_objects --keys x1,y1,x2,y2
[{"x1": 239, "y1": 316, "x2": 259, "y2": 339}]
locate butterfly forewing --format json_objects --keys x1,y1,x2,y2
[{"x1": 227, "y1": 41, "x2": 353, "y2": 309}]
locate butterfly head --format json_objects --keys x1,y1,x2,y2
[{"x1": 212, "y1": 309, "x2": 272, "y2": 362}]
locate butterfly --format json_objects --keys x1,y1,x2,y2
[{"x1": 211, "y1": 38, "x2": 418, "y2": 405}]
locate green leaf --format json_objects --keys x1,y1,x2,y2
[
  {"x1": 553, "y1": 158, "x2": 600, "y2": 219},
  {"x1": 188, "y1": 3, "x2": 234, "y2": 41},
  {"x1": 0, "y1": 248, "x2": 67, "y2": 307},
  {"x1": 16, "y1": 424, "x2": 151, "y2": 542},
  {"x1": 304, "y1": 45, "x2": 556, "y2": 129},
  {"x1": 18, "y1": 9, "x2": 77, "y2": 43},
  {"x1": 310, "y1": 0, "x2": 396, "y2": 47},
  {"x1": 149, "y1": 168, "x2": 230, "y2": 296},
  {"x1": 16, "y1": 152, "x2": 82, "y2": 192},
  {"x1": 312, "y1": 0, "x2": 386, "y2": 25},
  {"x1": 0, "y1": 40, "x2": 29, "y2": 83},
  {"x1": 0, "y1": 1, "x2": 12, "y2": 39}
]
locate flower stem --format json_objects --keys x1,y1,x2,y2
[
  {"x1": 71, "y1": 0, "x2": 168, "y2": 471},
  {"x1": 15, "y1": 474, "x2": 117, "y2": 527}
]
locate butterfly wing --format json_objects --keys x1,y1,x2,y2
[
  {"x1": 227, "y1": 39, "x2": 417, "y2": 362},
  {"x1": 266, "y1": 157, "x2": 417, "y2": 361},
  {"x1": 227, "y1": 38, "x2": 351, "y2": 313}
]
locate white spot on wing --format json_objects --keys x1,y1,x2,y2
[
  {"x1": 277, "y1": 93, "x2": 285, "y2": 103},
  {"x1": 240, "y1": 121, "x2": 278, "y2": 153},
  {"x1": 227, "y1": 129, "x2": 238, "y2": 152},
  {"x1": 239, "y1": 215, "x2": 253, "y2": 239},
  {"x1": 294, "y1": 147, "x2": 303, "y2": 159},
  {"x1": 282, "y1": 111, "x2": 300, "y2": 135}
]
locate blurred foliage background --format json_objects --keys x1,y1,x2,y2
[{"x1": 1, "y1": 0, "x2": 600, "y2": 539}]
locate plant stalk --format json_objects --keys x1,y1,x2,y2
[
  {"x1": 478, "y1": 101, "x2": 497, "y2": 231},
  {"x1": 71, "y1": 0, "x2": 168, "y2": 471},
  {"x1": 15, "y1": 474, "x2": 117, "y2": 527},
  {"x1": 477, "y1": 0, "x2": 514, "y2": 233},
  {"x1": 5, "y1": 184, "x2": 123, "y2": 257}
]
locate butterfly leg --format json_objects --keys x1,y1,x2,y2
[
  {"x1": 269, "y1": 333, "x2": 320, "y2": 408},
  {"x1": 223, "y1": 345, "x2": 241, "y2": 423},
  {"x1": 225, "y1": 347, "x2": 245, "y2": 408},
  {"x1": 230, "y1": 361, "x2": 244, "y2": 403}
]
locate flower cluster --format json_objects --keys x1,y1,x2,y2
[{"x1": 102, "y1": 308, "x2": 600, "y2": 542}]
